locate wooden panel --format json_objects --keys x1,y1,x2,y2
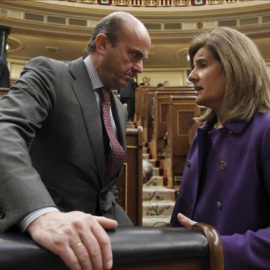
[
  {"x1": 149, "y1": 89, "x2": 196, "y2": 159},
  {"x1": 135, "y1": 86, "x2": 195, "y2": 143},
  {"x1": 164, "y1": 96, "x2": 201, "y2": 188},
  {"x1": 0, "y1": 87, "x2": 9, "y2": 98},
  {"x1": 117, "y1": 127, "x2": 143, "y2": 226}
]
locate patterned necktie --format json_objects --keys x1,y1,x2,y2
[{"x1": 100, "y1": 88, "x2": 125, "y2": 183}]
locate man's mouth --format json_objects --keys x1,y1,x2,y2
[{"x1": 125, "y1": 72, "x2": 134, "y2": 77}]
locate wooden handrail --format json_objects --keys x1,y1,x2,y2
[
  {"x1": 0, "y1": 223, "x2": 224, "y2": 270},
  {"x1": 192, "y1": 222, "x2": 224, "y2": 270}
]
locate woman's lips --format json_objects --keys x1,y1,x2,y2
[{"x1": 195, "y1": 86, "x2": 203, "y2": 92}]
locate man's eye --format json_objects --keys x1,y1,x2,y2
[
  {"x1": 131, "y1": 52, "x2": 142, "y2": 62},
  {"x1": 134, "y1": 53, "x2": 140, "y2": 60}
]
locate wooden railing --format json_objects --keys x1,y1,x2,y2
[{"x1": 0, "y1": 222, "x2": 224, "y2": 270}]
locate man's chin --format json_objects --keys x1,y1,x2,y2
[{"x1": 119, "y1": 79, "x2": 132, "y2": 87}]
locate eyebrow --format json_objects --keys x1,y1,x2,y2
[
  {"x1": 192, "y1": 57, "x2": 206, "y2": 66},
  {"x1": 131, "y1": 49, "x2": 148, "y2": 61},
  {"x1": 195, "y1": 57, "x2": 207, "y2": 63}
]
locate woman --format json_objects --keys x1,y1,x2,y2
[{"x1": 171, "y1": 27, "x2": 270, "y2": 269}]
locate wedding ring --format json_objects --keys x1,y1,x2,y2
[{"x1": 72, "y1": 242, "x2": 83, "y2": 250}]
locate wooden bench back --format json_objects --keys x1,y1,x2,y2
[
  {"x1": 135, "y1": 86, "x2": 195, "y2": 143},
  {"x1": 164, "y1": 95, "x2": 201, "y2": 188},
  {"x1": 117, "y1": 127, "x2": 143, "y2": 225},
  {"x1": 149, "y1": 90, "x2": 196, "y2": 158}
]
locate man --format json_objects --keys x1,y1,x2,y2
[{"x1": 0, "y1": 11, "x2": 151, "y2": 270}]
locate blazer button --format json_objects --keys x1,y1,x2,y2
[
  {"x1": 186, "y1": 160, "x2": 191, "y2": 167},
  {"x1": 219, "y1": 161, "x2": 226, "y2": 170},
  {"x1": 216, "y1": 201, "x2": 222, "y2": 209},
  {"x1": 0, "y1": 207, "x2": 6, "y2": 219}
]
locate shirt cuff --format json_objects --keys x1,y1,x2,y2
[{"x1": 19, "y1": 207, "x2": 59, "y2": 232}]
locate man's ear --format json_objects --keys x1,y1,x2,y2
[{"x1": 95, "y1": 33, "x2": 108, "y2": 55}]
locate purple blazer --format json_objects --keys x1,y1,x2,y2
[{"x1": 171, "y1": 112, "x2": 270, "y2": 269}]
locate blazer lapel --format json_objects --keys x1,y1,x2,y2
[{"x1": 69, "y1": 58, "x2": 105, "y2": 185}]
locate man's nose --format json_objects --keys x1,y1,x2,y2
[{"x1": 133, "y1": 60, "x2": 143, "y2": 73}]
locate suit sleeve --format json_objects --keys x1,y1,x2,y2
[{"x1": 0, "y1": 57, "x2": 58, "y2": 231}]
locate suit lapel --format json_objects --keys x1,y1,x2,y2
[
  {"x1": 111, "y1": 94, "x2": 127, "y2": 150},
  {"x1": 69, "y1": 58, "x2": 105, "y2": 185}
]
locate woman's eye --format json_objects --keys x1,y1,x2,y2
[{"x1": 200, "y1": 63, "x2": 206, "y2": 69}]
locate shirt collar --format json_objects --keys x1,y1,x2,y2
[{"x1": 83, "y1": 55, "x2": 103, "y2": 91}]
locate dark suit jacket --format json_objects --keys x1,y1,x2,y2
[{"x1": 0, "y1": 56, "x2": 132, "y2": 231}]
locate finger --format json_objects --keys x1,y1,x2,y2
[
  {"x1": 95, "y1": 216, "x2": 118, "y2": 229},
  {"x1": 91, "y1": 221, "x2": 113, "y2": 270},
  {"x1": 56, "y1": 243, "x2": 83, "y2": 270},
  {"x1": 177, "y1": 213, "x2": 196, "y2": 228},
  {"x1": 80, "y1": 225, "x2": 104, "y2": 270},
  {"x1": 30, "y1": 232, "x2": 83, "y2": 270},
  {"x1": 78, "y1": 216, "x2": 115, "y2": 269},
  {"x1": 71, "y1": 242, "x2": 93, "y2": 270}
]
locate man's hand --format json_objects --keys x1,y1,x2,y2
[
  {"x1": 27, "y1": 211, "x2": 118, "y2": 270},
  {"x1": 177, "y1": 213, "x2": 196, "y2": 229}
]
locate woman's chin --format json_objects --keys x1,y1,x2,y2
[{"x1": 195, "y1": 97, "x2": 204, "y2": 107}]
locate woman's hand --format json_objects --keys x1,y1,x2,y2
[{"x1": 177, "y1": 213, "x2": 196, "y2": 229}]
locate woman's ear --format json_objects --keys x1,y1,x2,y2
[{"x1": 95, "y1": 33, "x2": 108, "y2": 55}]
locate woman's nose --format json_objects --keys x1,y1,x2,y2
[{"x1": 188, "y1": 69, "x2": 197, "y2": 82}]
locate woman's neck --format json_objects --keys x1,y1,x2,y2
[
  {"x1": 214, "y1": 115, "x2": 224, "y2": 129},
  {"x1": 214, "y1": 122, "x2": 223, "y2": 129}
]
